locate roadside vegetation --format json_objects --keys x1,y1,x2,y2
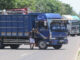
[
  {"x1": 77, "y1": 51, "x2": 80, "y2": 60},
  {"x1": 0, "y1": 0, "x2": 78, "y2": 15}
]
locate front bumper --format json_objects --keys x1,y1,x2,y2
[{"x1": 49, "y1": 39, "x2": 68, "y2": 45}]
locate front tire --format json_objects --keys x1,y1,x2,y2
[
  {"x1": 53, "y1": 45, "x2": 62, "y2": 49},
  {"x1": 38, "y1": 41, "x2": 47, "y2": 49},
  {"x1": 77, "y1": 34, "x2": 80, "y2": 36},
  {"x1": 10, "y1": 45, "x2": 19, "y2": 49},
  {"x1": 70, "y1": 34, "x2": 75, "y2": 36}
]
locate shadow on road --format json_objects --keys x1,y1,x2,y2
[{"x1": 0, "y1": 48, "x2": 65, "y2": 51}]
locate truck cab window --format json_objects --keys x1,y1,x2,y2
[{"x1": 37, "y1": 21, "x2": 48, "y2": 30}]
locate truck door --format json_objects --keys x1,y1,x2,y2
[{"x1": 36, "y1": 21, "x2": 49, "y2": 38}]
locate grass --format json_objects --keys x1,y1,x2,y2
[{"x1": 77, "y1": 51, "x2": 80, "y2": 60}]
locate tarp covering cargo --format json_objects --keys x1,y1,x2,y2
[
  {"x1": 62, "y1": 15, "x2": 74, "y2": 20},
  {"x1": 62, "y1": 15, "x2": 79, "y2": 23},
  {"x1": 72, "y1": 16, "x2": 80, "y2": 20}
]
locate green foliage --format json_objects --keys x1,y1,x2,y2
[
  {"x1": 61, "y1": 4, "x2": 73, "y2": 14},
  {"x1": 34, "y1": 0, "x2": 62, "y2": 13},
  {"x1": 0, "y1": 0, "x2": 77, "y2": 15},
  {"x1": 0, "y1": 0, "x2": 16, "y2": 9}
]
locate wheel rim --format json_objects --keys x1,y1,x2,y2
[{"x1": 39, "y1": 41, "x2": 46, "y2": 48}]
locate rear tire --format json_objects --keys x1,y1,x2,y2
[
  {"x1": 0, "y1": 42, "x2": 5, "y2": 49},
  {"x1": 53, "y1": 45, "x2": 62, "y2": 49},
  {"x1": 38, "y1": 41, "x2": 47, "y2": 49},
  {"x1": 10, "y1": 45, "x2": 19, "y2": 49}
]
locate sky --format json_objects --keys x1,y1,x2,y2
[{"x1": 59, "y1": 0, "x2": 80, "y2": 14}]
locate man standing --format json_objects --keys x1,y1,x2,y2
[
  {"x1": 29, "y1": 36, "x2": 35, "y2": 49},
  {"x1": 29, "y1": 28, "x2": 35, "y2": 49}
]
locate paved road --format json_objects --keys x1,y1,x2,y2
[{"x1": 0, "y1": 36, "x2": 80, "y2": 60}]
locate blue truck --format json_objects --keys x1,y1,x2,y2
[{"x1": 0, "y1": 13, "x2": 68, "y2": 49}]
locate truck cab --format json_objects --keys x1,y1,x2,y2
[
  {"x1": 68, "y1": 20, "x2": 79, "y2": 36},
  {"x1": 72, "y1": 16, "x2": 80, "y2": 35},
  {"x1": 35, "y1": 13, "x2": 68, "y2": 49},
  {"x1": 62, "y1": 15, "x2": 80, "y2": 36}
]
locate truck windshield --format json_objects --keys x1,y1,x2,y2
[
  {"x1": 72, "y1": 26, "x2": 79, "y2": 30},
  {"x1": 72, "y1": 22, "x2": 79, "y2": 25},
  {"x1": 50, "y1": 23, "x2": 67, "y2": 32}
]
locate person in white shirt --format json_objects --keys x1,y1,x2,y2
[
  {"x1": 29, "y1": 28, "x2": 35, "y2": 49},
  {"x1": 29, "y1": 36, "x2": 35, "y2": 49}
]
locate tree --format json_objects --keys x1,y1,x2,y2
[
  {"x1": 34, "y1": 0, "x2": 62, "y2": 13},
  {"x1": 0, "y1": 0, "x2": 77, "y2": 15},
  {"x1": 63, "y1": 4, "x2": 73, "y2": 14},
  {"x1": 0, "y1": 0, "x2": 16, "y2": 9}
]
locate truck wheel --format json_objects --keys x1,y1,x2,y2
[
  {"x1": 38, "y1": 41, "x2": 47, "y2": 49},
  {"x1": 68, "y1": 33, "x2": 70, "y2": 36},
  {"x1": 70, "y1": 34, "x2": 75, "y2": 36},
  {"x1": 10, "y1": 45, "x2": 19, "y2": 49},
  {"x1": 53, "y1": 45, "x2": 62, "y2": 49},
  {"x1": 77, "y1": 34, "x2": 80, "y2": 36},
  {"x1": 0, "y1": 42, "x2": 5, "y2": 49}
]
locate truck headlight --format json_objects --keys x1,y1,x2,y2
[
  {"x1": 52, "y1": 38, "x2": 56, "y2": 40},
  {"x1": 64, "y1": 37, "x2": 67, "y2": 39},
  {"x1": 59, "y1": 40, "x2": 64, "y2": 43}
]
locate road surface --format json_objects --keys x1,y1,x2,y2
[{"x1": 0, "y1": 36, "x2": 80, "y2": 60}]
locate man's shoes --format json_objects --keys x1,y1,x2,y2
[{"x1": 30, "y1": 47, "x2": 33, "y2": 50}]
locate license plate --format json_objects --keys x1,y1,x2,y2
[{"x1": 59, "y1": 40, "x2": 64, "y2": 43}]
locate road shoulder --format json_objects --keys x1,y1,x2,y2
[{"x1": 76, "y1": 48, "x2": 80, "y2": 60}]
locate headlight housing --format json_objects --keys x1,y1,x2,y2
[
  {"x1": 64, "y1": 37, "x2": 67, "y2": 39},
  {"x1": 51, "y1": 38, "x2": 56, "y2": 40}
]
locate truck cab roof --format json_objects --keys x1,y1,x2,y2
[{"x1": 37, "y1": 13, "x2": 62, "y2": 21}]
